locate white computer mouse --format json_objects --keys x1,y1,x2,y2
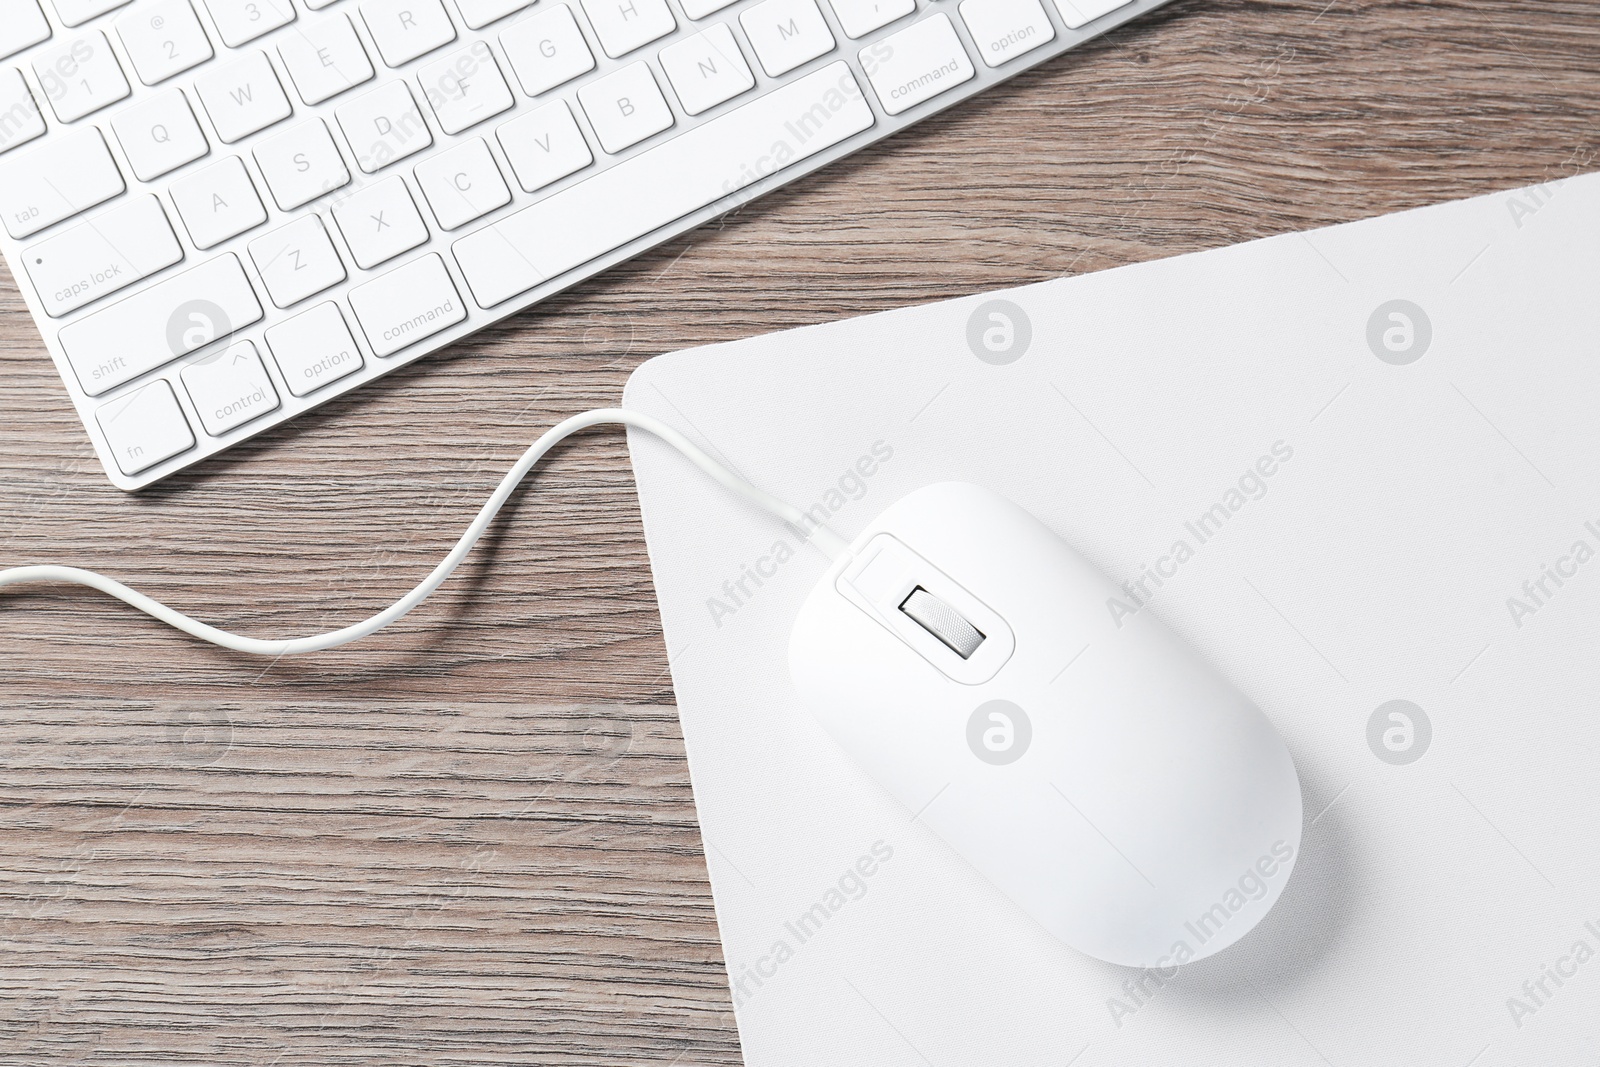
[{"x1": 788, "y1": 482, "x2": 1302, "y2": 969}]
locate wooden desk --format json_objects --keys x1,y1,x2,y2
[{"x1": 2, "y1": 0, "x2": 1596, "y2": 1060}]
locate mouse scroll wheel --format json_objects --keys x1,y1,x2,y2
[{"x1": 899, "y1": 587, "x2": 986, "y2": 660}]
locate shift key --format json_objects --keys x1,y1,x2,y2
[
  {"x1": 25, "y1": 196, "x2": 184, "y2": 317},
  {"x1": 59, "y1": 253, "x2": 264, "y2": 396}
]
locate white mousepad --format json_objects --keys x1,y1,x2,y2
[{"x1": 625, "y1": 171, "x2": 1600, "y2": 1066}]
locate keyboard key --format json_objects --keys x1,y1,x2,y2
[
  {"x1": 453, "y1": 0, "x2": 530, "y2": 30},
  {"x1": 331, "y1": 175, "x2": 428, "y2": 268},
  {"x1": 59, "y1": 253, "x2": 263, "y2": 396},
  {"x1": 34, "y1": 32, "x2": 130, "y2": 122},
  {"x1": 195, "y1": 51, "x2": 293, "y2": 142},
  {"x1": 863, "y1": 13, "x2": 974, "y2": 115},
  {"x1": 827, "y1": 0, "x2": 912, "y2": 37},
  {"x1": 181, "y1": 339, "x2": 281, "y2": 435},
  {"x1": 578, "y1": 61, "x2": 672, "y2": 154},
  {"x1": 278, "y1": 14, "x2": 375, "y2": 105},
  {"x1": 117, "y1": 0, "x2": 213, "y2": 85},
  {"x1": 741, "y1": 0, "x2": 834, "y2": 78},
  {"x1": 347, "y1": 252, "x2": 464, "y2": 355},
  {"x1": 265, "y1": 300, "x2": 363, "y2": 394},
  {"x1": 581, "y1": 0, "x2": 675, "y2": 59},
  {"x1": 111, "y1": 88, "x2": 209, "y2": 181},
  {"x1": 337, "y1": 80, "x2": 433, "y2": 173},
  {"x1": 679, "y1": 0, "x2": 736, "y2": 20},
  {"x1": 204, "y1": 0, "x2": 296, "y2": 47},
  {"x1": 659, "y1": 23, "x2": 754, "y2": 116},
  {"x1": 959, "y1": 0, "x2": 1053, "y2": 65},
  {"x1": 496, "y1": 99, "x2": 590, "y2": 193},
  {"x1": 51, "y1": 0, "x2": 131, "y2": 27},
  {"x1": 96, "y1": 379, "x2": 194, "y2": 475},
  {"x1": 0, "y1": 127, "x2": 124, "y2": 239},
  {"x1": 500, "y1": 5, "x2": 594, "y2": 97},
  {"x1": 1052, "y1": 0, "x2": 1130, "y2": 28},
  {"x1": 415, "y1": 137, "x2": 509, "y2": 229},
  {"x1": 362, "y1": 0, "x2": 457, "y2": 67},
  {"x1": 25, "y1": 195, "x2": 183, "y2": 316},
  {"x1": 418, "y1": 41, "x2": 513, "y2": 133},
  {"x1": 1, "y1": 1, "x2": 52, "y2": 62},
  {"x1": 253, "y1": 117, "x2": 350, "y2": 210},
  {"x1": 170, "y1": 155, "x2": 267, "y2": 248},
  {"x1": 0, "y1": 67, "x2": 46, "y2": 156},
  {"x1": 454, "y1": 61, "x2": 873, "y2": 307},
  {"x1": 249, "y1": 214, "x2": 347, "y2": 307}
]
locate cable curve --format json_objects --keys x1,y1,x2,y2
[{"x1": 0, "y1": 408, "x2": 848, "y2": 656}]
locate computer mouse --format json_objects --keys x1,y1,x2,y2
[{"x1": 788, "y1": 482, "x2": 1303, "y2": 969}]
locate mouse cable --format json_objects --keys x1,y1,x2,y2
[{"x1": 0, "y1": 408, "x2": 848, "y2": 657}]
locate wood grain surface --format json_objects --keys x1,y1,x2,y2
[{"x1": 2, "y1": 0, "x2": 1598, "y2": 1061}]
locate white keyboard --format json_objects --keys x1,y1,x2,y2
[{"x1": 0, "y1": 0, "x2": 1167, "y2": 489}]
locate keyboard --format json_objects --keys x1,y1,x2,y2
[{"x1": 0, "y1": 0, "x2": 1169, "y2": 490}]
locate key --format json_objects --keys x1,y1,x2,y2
[
  {"x1": 111, "y1": 88, "x2": 209, "y2": 181},
  {"x1": 337, "y1": 80, "x2": 433, "y2": 173},
  {"x1": 1052, "y1": 0, "x2": 1130, "y2": 29},
  {"x1": 59, "y1": 253, "x2": 264, "y2": 396},
  {"x1": 959, "y1": 0, "x2": 1053, "y2": 66},
  {"x1": 496, "y1": 99, "x2": 590, "y2": 192},
  {"x1": 362, "y1": 0, "x2": 457, "y2": 67},
  {"x1": 679, "y1": 0, "x2": 737, "y2": 20},
  {"x1": 248, "y1": 214, "x2": 347, "y2": 307},
  {"x1": 116, "y1": 0, "x2": 213, "y2": 85},
  {"x1": 170, "y1": 154, "x2": 267, "y2": 248},
  {"x1": 195, "y1": 51, "x2": 293, "y2": 143},
  {"x1": 253, "y1": 117, "x2": 350, "y2": 210},
  {"x1": 0, "y1": 67, "x2": 46, "y2": 156},
  {"x1": 499, "y1": 5, "x2": 594, "y2": 97},
  {"x1": 0, "y1": 127, "x2": 124, "y2": 240},
  {"x1": 265, "y1": 300, "x2": 362, "y2": 394},
  {"x1": 181, "y1": 339, "x2": 280, "y2": 434},
  {"x1": 204, "y1": 0, "x2": 296, "y2": 48},
  {"x1": 414, "y1": 137, "x2": 509, "y2": 230},
  {"x1": 331, "y1": 175, "x2": 428, "y2": 268},
  {"x1": 827, "y1": 0, "x2": 912, "y2": 38},
  {"x1": 34, "y1": 32, "x2": 131, "y2": 122},
  {"x1": 578, "y1": 61, "x2": 672, "y2": 154},
  {"x1": 863, "y1": 14, "x2": 974, "y2": 115},
  {"x1": 453, "y1": 0, "x2": 530, "y2": 30},
  {"x1": 51, "y1": 0, "x2": 132, "y2": 27},
  {"x1": 740, "y1": 0, "x2": 834, "y2": 78},
  {"x1": 454, "y1": 62, "x2": 874, "y2": 307},
  {"x1": 418, "y1": 41, "x2": 513, "y2": 134},
  {"x1": 347, "y1": 252, "x2": 465, "y2": 355},
  {"x1": 25, "y1": 195, "x2": 183, "y2": 316},
  {"x1": 278, "y1": 14, "x2": 375, "y2": 105},
  {"x1": 581, "y1": 0, "x2": 675, "y2": 59},
  {"x1": 1, "y1": 1, "x2": 52, "y2": 62},
  {"x1": 659, "y1": 23, "x2": 754, "y2": 116},
  {"x1": 96, "y1": 379, "x2": 195, "y2": 475}
]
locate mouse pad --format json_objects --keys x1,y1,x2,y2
[{"x1": 624, "y1": 171, "x2": 1600, "y2": 1066}]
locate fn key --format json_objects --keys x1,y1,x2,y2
[{"x1": 96, "y1": 380, "x2": 196, "y2": 476}]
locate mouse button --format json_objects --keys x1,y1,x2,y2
[
  {"x1": 835, "y1": 533, "x2": 1014, "y2": 685},
  {"x1": 837, "y1": 530, "x2": 913, "y2": 604}
]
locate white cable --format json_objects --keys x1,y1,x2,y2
[{"x1": 0, "y1": 408, "x2": 848, "y2": 656}]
